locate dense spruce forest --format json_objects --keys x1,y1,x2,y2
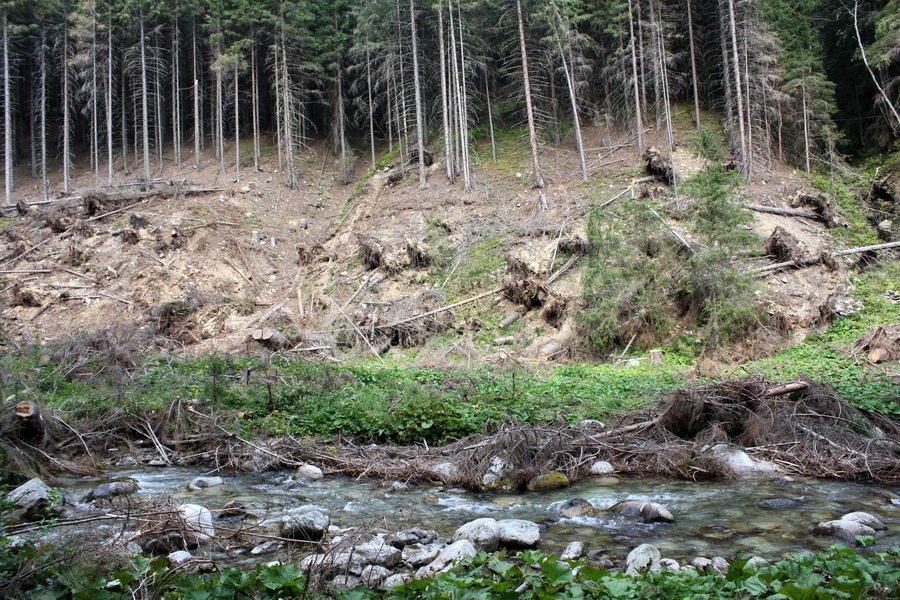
[{"x1": 0, "y1": 0, "x2": 897, "y2": 203}]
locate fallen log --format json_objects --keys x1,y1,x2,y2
[
  {"x1": 753, "y1": 240, "x2": 900, "y2": 274},
  {"x1": 740, "y1": 203, "x2": 819, "y2": 220},
  {"x1": 251, "y1": 327, "x2": 289, "y2": 350}
]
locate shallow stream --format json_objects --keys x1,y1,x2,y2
[{"x1": 58, "y1": 467, "x2": 899, "y2": 565}]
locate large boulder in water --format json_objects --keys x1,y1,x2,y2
[
  {"x1": 557, "y1": 498, "x2": 594, "y2": 518},
  {"x1": 279, "y1": 506, "x2": 330, "y2": 542},
  {"x1": 527, "y1": 472, "x2": 569, "y2": 491},
  {"x1": 609, "y1": 500, "x2": 675, "y2": 523},
  {"x1": 85, "y1": 478, "x2": 139, "y2": 502},
  {"x1": 812, "y1": 519, "x2": 876, "y2": 546},
  {"x1": 497, "y1": 519, "x2": 541, "y2": 548},
  {"x1": 453, "y1": 518, "x2": 499, "y2": 551}
]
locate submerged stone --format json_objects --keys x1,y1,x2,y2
[
  {"x1": 609, "y1": 500, "x2": 675, "y2": 523},
  {"x1": 558, "y1": 498, "x2": 595, "y2": 518},
  {"x1": 527, "y1": 471, "x2": 569, "y2": 491}
]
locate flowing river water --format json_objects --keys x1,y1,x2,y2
[{"x1": 57, "y1": 467, "x2": 899, "y2": 566}]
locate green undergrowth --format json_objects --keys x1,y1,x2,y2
[
  {"x1": 1, "y1": 539, "x2": 897, "y2": 600},
  {"x1": 0, "y1": 351, "x2": 686, "y2": 445}
]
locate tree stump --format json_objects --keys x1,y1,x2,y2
[{"x1": 15, "y1": 401, "x2": 46, "y2": 442}]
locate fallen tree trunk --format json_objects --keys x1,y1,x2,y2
[
  {"x1": 740, "y1": 203, "x2": 820, "y2": 220},
  {"x1": 753, "y1": 240, "x2": 900, "y2": 274}
]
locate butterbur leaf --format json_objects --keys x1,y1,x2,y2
[
  {"x1": 259, "y1": 563, "x2": 302, "y2": 590},
  {"x1": 181, "y1": 591, "x2": 212, "y2": 600},
  {"x1": 541, "y1": 559, "x2": 574, "y2": 586},
  {"x1": 741, "y1": 575, "x2": 769, "y2": 595}
]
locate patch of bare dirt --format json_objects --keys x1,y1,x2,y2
[{"x1": 0, "y1": 126, "x2": 871, "y2": 363}]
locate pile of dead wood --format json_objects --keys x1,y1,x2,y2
[{"x1": 233, "y1": 375, "x2": 900, "y2": 486}]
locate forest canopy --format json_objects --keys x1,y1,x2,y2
[{"x1": 0, "y1": 0, "x2": 898, "y2": 199}]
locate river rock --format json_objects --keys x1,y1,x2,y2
[
  {"x1": 711, "y1": 557, "x2": 729, "y2": 574},
  {"x1": 167, "y1": 550, "x2": 194, "y2": 564},
  {"x1": 188, "y1": 476, "x2": 224, "y2": 491},
  {"x1": 361, "y1": 565, "x2": 391, "y2": 588},
  {"x1": 703, "y1": 443, "x2": 778, "y2": 476},
  {"x1": 300, "y1": 552, "x2": 354, "y2": 572},
  {"x1": 402, "y1": 542, "x2": 444, "y2": 566},
  {"x1": 659, "y1": 558, "x2": 680, "y2": 570},
  {"x1": 589, "y1": 460, "x2": 615, "y2": 475},
  {"x1": 480, "y1": 457, "x2": 515, "y2": 491},
  {"x1": 330, "y1": 574, "x2": 361, "y2": 589},
  {"x1": 5, "y1": 478, "x2": 59, "y2": 519},
  {"x1": 840, "y1": 511, "x2": 886, "y2": 530},
  {"x1": 416, "y1": 539, "x2": 477, "y2": 578},
  {"x1": 431, "y1": 462, "x2": 459, "y2": 484},
  {"x1": 350, "y1": 541, "x2": 402, "y2": 568},
  {"x1": 691, "y1": 557, "x2": 713, "y2": 570},
  {"x1": 280, "y1": 507, "x2": 330, "y2": 542},
  {"x1": 86, "y1": 479, "x2": 140, "y2": 502},
  {"x1": 527, "y1": 472, "x2": 569, "y2": 491},
  {"x1": 745, "y1": 557, "x2": 769, "y2": 569},
  {"x1": 293, "y1": 463, "x2": 324, "y2": 483},
  {"x1": 179, "y1": 504, "x2": 215, "y2": 540},
  {"x1": 387, "y1": 527, "x2": 440, "y2": 548},
  {"x1": 250, "y1": 540, "x2": 281, "y2": 555},
  {"x1": 625, "y1": 544, "x2": 661, "y2": 575},
  {"x1": 497, "y1": 519, "x2": 540, "y2": 548},
  {"x1": 558, "y1": 498, "x2": 594, "y2": 518},
  {"x1": 382, "y1": 573, "x2": 412, "y2": 590},
  {"x1": 454, "y1": 517, "x2": 499, "y2": 551},
  {"x1": 561, "y1": 541, "x2": 585, "y2": 560},
  {"x1": 609, "y1": 500, "x2": 675, "y2": 523},
  {"x1": 812, "y1": 519, "x2": 876, "y2": 545},
  {"x1": 759, "y1": 498, "x2": 803, "y2": 509}
]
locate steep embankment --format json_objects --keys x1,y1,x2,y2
[{"x1": 0, "y1": 123, "x2": 892, "y2": 369}]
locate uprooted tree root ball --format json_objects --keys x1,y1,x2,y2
[{"x1": 2, "y1": 376, "x2": 897, "y2": 486}]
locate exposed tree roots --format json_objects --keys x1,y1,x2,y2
[{"x1": 2, "y1": 376, "x2": 898, "y2": 486}]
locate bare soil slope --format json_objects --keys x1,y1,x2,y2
[{"x1": 0, "y1": 126, "x2": 859, "y2": 362}]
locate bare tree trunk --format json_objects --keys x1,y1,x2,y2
[
  {"x1": 516, "y1": 0, "x2": 543, "y2": 188},
  {"x1": 121, "y1": 63, "x2": 129, "y2": 174},
  {"x1": 454, "y1": 0, "x2": 471, "y2": 190},
  {"x1": 39, "y1": 25, "x2": 48, "y2": 200},
  {"x1": 234, "y1": 62, "x2": 240, "y2": 182},
  {"x1": 438, "y1": 5, "x2": 451, "y2": 181},
  {"x1": 366, "y1": 38, "x2": 375, "y2": 171},
  {"x1": 91, "y1": 4, "x2": 99, "y2": 182},
  {"x1": 251, "y1": 42, "x2": 260, "y2": 171},
  {"x1": 139, "y1": 17, "x2": 151, "y2": 180},
  {"x1": 853, "y1": 1, "x2": 900, "y2": 132},
  {"x1": 335, "y1": 63, "x2": 349, "y2": 183},
  {"x1": 63, "y1": 8, "x2": 72, "y2": 193},
  {"x1": 686, "y1": 0, "x2": 701, "y2": 130},
  {"x1": 3, "y1": 15, "x2": 12, "y2": 204},
  {"x1": 172, "y1": 18, "x2": 181, "y2": 168},
  {"x1": 556, "y1": 33, "x2": 586, "y2": 181},
  {"x1": 410, "y1": 0, "x2": 428, "y2": 188},
  {"x1": 727, "y1": 0, "x2": 748, "y2": 175},
  {"x1": 801, "y1": 73, "x2": 810, "y2": 175},
  {"x1": 106, "y1": 18, "x2": 114, "y2": 185},
  {"x1": 627, "y1": 0, "x2": 644, "y2": 153},
  {"x1": 192, "y1": 21, "x2": 201, "y2": 169}
]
